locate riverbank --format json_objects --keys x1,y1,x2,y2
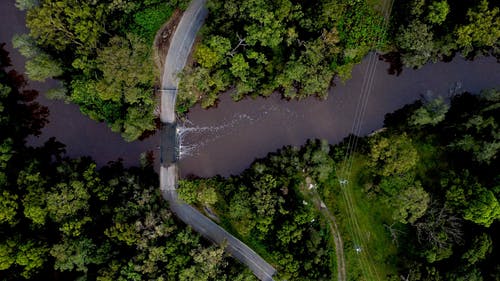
[
  {"x1": 179, "y1": 55, "x2": 499, "y2": 177},
  {"x1": 0, "y1": 1, "x2": 498, "y2": 175},
  {"x1": 0, "y1": 0, "x2": 159, "y2": 167}
]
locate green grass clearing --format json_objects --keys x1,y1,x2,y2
[{"x1": 321, "y1": 156, "x2": 398, "y2": 281}]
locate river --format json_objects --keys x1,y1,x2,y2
[
  {"x1": 1, "y1": 0, "x2": 499, "y2": 177},
  {"x1": 179, "y1": 55, "x2": 499, "y2": 177},
  {"x1": 0, "y1": 0, "x2": 159, "y2": 167}
]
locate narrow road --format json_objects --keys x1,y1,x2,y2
[
  {"x1": 160, "y1": 0, "x2": 208, "y2": 123},
  {"x1": 163, "y1": 191, "x2": 276, "y2": 281},
  {"x1": 158, "y1": 0, "x2": 277, "y2": 280}
]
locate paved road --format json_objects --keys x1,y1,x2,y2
[
  {"x1": 160, "y1": 0, "x2": 207, "y2": 123},
  {"x1": 160, "y1": 89, "x2": 178, "y2": 124},
  {"x1": 159, "y1": 0, "x2": 277, "y2": 280},
  {"x1": 161, "y1": 190, "x2": 276, "y2": 281}
]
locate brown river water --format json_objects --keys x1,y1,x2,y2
[{"x1": 1, "y1": 0, "x2": 499, "y2": 177}]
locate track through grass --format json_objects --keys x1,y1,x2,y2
[{"x1": 321, "y1": 156, "x2": 398, "y2": 281}]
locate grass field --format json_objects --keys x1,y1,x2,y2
[{"x1": 321, "y1": 156, "x2": 398, "y2": 281}]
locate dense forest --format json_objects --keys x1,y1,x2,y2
[
  {"x1": 179, "y1": 154, "x2": 336, "y2": 280},
  {"x1": 392, "y1": 0, "x2": 500, "y2": 68},
  {"x1": 0, "y1": 45, "x2": 255, "y2": 281},
  {"x1": 179, "y1": 88, "x2": 500, "y2": 280},
  {"x1": 376, "y1": 88, "x2": 500, "y2": 279},
  {"x1": 13, "y1": 0, "x2": 189, "y2": 141},
  {"x1": 177, "y1": 0, "x2": 389, "y2": 112},
  {"x1": 178, "y1": 0, "x2": 500, "y2": 112}
]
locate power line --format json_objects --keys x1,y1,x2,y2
[{"x1": 334, "y1": 1, "x2": 395, "y2": 280}]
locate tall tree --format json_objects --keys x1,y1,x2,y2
[
  {"x1": 369, "y1": 133, "x2": 419, "y2": 177},
  {"x1": 456, "y1": 0, "x2": 500, "y2": 54}
]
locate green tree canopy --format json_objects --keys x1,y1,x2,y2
[
  {"x1": 456, "y1": 0, "x2": 500, "y2": 53},
  {"x1": 369, "y1": 133, "x2": 419, "y2": 176},
  {"x1": 178, "y1": 0, "x2": 387, "y2": 111},
  {"x1": 427, "y1": 1, "x2": 449, "y2": 25},
  {"x1": 410, "y1": 96, "x2": 449, "y2": 126}
]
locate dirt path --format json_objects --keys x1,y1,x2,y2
[
  {"x1": 310, "y1": 190, "x2": 346, "y2": 281},
  {"x1": 322, "y1": 202, "x2": 347, "y2": 281}
]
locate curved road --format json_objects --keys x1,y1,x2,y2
[{"x1": 158, "y1": 0, "x2": 277, "y2": 280}]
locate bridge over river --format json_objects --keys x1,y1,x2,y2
[{"x1": 158, "y1": 0, "x2": 277, "y2": 280}]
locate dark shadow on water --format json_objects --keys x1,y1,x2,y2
[
  {"x1": 0, "y1": 2, "x2": 159, "y2": 168},
  {"x1": 1, "y1": 43, "x2": 49, "y2": 139},
  {"x1": 0, "y1": 43, "x2": 11, "y2": 66},
  {"x1": 383, "y1": 100, "x2": 422, "y2": 129},
  {"x1": 138, "y1": 117, "x2": 163, "y2": 141},
  {"x1": 379, "y1": 52, "x2": 403, "y2": 76}
]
